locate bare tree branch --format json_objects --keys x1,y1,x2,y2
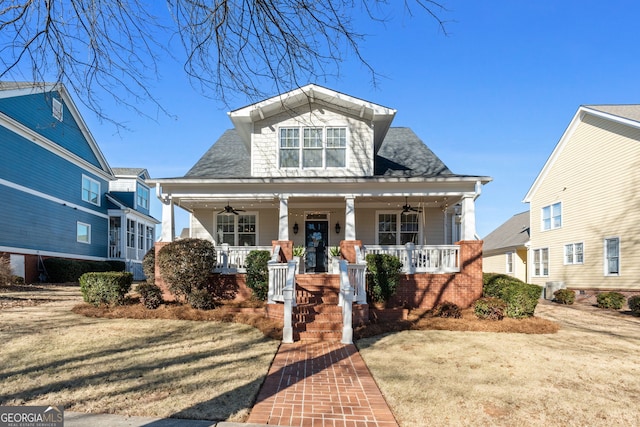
[{"x1": 0, "y1": 0, "x2": 449, "y2": 129}]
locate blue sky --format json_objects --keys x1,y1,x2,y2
[{"x1": 84, "y1": 1, "x2": 640, "y2": 238}]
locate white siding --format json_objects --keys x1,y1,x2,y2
[{"x1": 251, "y1": 105, "x2": 374, "y2": 177}]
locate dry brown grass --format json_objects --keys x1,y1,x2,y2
[
  {"x1": 358, "y1": 301, "x2": 640, "y2": 427},
  {"x1": 0, "y1": 286, "x2": 280, "y2": 422}
]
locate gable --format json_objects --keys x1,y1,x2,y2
[
  {"x1": 483, "y1": 211, "x2": 530, "y2": 252},
  {"x1": 0, "y1": 83, "x2": 112, "y2": 176}
]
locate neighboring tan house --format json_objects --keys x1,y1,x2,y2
[
  {"x1": 0, "y1": 82, "x2": 157, "y2": 282},
  {"x1": 150, "y1": 84, "x2": 491, "y2": 311},
  {"x1": 523, "y1": 105, "x2": 640, "y2": 296},
  {"x1": 482, "y1": 211, "x2": 529, "y2": 282}
]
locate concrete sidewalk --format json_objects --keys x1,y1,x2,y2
[{"x1": 65, "y1": 412, "x2": 282, "y2": 427}]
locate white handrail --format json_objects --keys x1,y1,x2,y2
[
  {"x1": 282, "y1": 260, "x2": 297, "y2": 343},
  {"x1": 364, "y1": 244, "x2": 460, "y2": 273},
  {"x1": 267, "y1": 262, "x2": 289, "y2": 303},
  {"x1": 339, "y1": 260, "x2": 353, "y2": 344}
]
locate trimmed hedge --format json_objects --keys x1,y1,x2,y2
[
  {"x1": 245, "y1": 250, "x2": 271, "y2": 301},
  {"x1": 79, "y1": 272, "x2": 133, "y2": 306},
  {"x1": 142, "y1": 248, "x2": 155, "y2": 283},
  {"x1": 474, "y1": 297, "x2": 507, "y2": 320},
  {"x1": 596, "y1": 292, "x2": 625, "y2": 310},
  {"x1": 157, "y1": 238, "x2": 216, "y2": 300},
  {"x1": 43, "y1": 258, "x2": 117, "y2": 283},
  {"x1": 137, "y1": 282, "x2": 163, "y2": 309},
  {"x1": 365, "y1": 254, "x2": 403, "y2": 304},
  {"x1": 628, "y1": 295, "x2": 640, "y2": 317},
  {"x1": 483, "y1": 273, "x2": 542, "y2": 319},
  {"x1": 553, "y1": 288, "x2": 575, "y2": 305}
]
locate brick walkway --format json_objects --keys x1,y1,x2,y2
[{"x1": 246, "y1": 342, "x2": 398, "y2": 427}]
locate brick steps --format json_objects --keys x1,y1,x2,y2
[{"x1": 294, "y1": 277, "x2": 344, "y2": 342}]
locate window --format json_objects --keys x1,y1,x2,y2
[
  {"x1": 541, "y1": 202, "x2": 561, "y2": 230},
  {"x1": 127, "y1": 219, "x2": 136, "y2": 248},
  {"x1": 77, "y1": 222, "x2": 91, "y2": 244},
  {"x1": 52, "y1": 98, "x2": 63, "y2": 121},
  {"x1": 377, "y1": 213, "x2": 419, "y2": 245},
  {"x1": 279, "y1": 128, "x2": 300, "y2": 168},
  {"x1": 138, "y1": 223, "x2": 145, "y2": 250},
  {"x1": 605, "y1": 237, "x2": 620, "y2": 275},
  {"x1": 533, "y1": 248, "x2": 549, "y2": 277},
  {"x1": 564, "y1": 243, "x2": 584, "y2": 265},
  {"x1": 216, "y1": 214, "x2": 257, "y2": 246},
  {"x1": 506, "y1": 252, "x2": 514, "y2": 274},
  {"x1": 279, "y1": 126, "x2": 347, "y2": 169},
  {"x1": 82, "y1": 175, "x2": 100, "y2": 206},
  {"x1": 146, "y1": 226, "x2": 154, "y2": 251},
  {"x1": 137, "y1": 185, "x2": 149, "y2": 210}
]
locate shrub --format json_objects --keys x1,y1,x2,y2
[
  {"x1": 142, "y1": 248, "x2": 156, "y2": 283},
  {"x1": 553, "y1": 288, "x2": 575, "y2": 305},
  {"x1": 43, "y1": 258, "x2": 115, "y2": 283},
  {"x1": 628, "y1": 295, "x2": 640, "y2": 317},
  {"x1": 245, "y1": 250, "x2": 271, "y2": 301},
  {"x1": 433, "y1": 301, "x2": 461, "y2": 318},
  {"x1": 157, "y1": 238, "x2": 216, "y2": 300},
  {"x1": 483, "y1": 273, "x2": 525, "y2": 297},
  {"x1": 474, "y1": 297, "x2": 507, "y2": 320},
  {"x1": 106, "y1": 260, "x2": 126, "y2": 272},
  {"x1": 365, "y1": 254, "x2": 403, "y2": 304},
  {"x1": 483, "y1": 276, "x2": 542, "y2": 319},
  {"x1": 596, "y1": 292, "x2": 625, "y2": 310},
  {"x1": 0, "y1": 257, "x2": 12, "y2": 286},
  {"x1": 137, "y1": 282, "x2": 163, "y2": 309},
  {"x1": 79, "y1": 272, "x2": 133, "y2": 306},
  {"x1": 11, "y1": 275, "x2": 25, "y2": 285},
  {"x1": 188, "y1": 288, "x2": 216, "y2": 310}
]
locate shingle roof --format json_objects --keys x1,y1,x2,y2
[
  {"x1": 585, "y1": 105, "x2": 640, "y2": 123},
  {"x1": 483, "y1": 211, "x2": 530, "y2": 252},
  {"x1": 112, "y1": 168, "x2": 149, "y2": 178},
  {"x1": 185, "y1": 127, "x2": 455, "y2": 178}
]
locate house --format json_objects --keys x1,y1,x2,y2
[
  {"x1": 482, "y1": 211, "x2": 529, "y2": 282},
  {"x1": 150, "y1": 84, "x2": 491, "y2": 310},
  {"x1": 0, "y1": 82, "x2": 157, "y2": 282},
  {"x1": 523, "y1": 105, "x2": 640, "y2": 297}
]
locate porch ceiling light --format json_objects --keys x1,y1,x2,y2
[
  {"x1": 293, "y1": 223, "x2": 299, "y2": 234},
  {"x1": 335, "y1": 222, "x2": 341, "y2": 234}
]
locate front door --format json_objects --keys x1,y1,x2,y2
[{"x1": 305, "y1": 220, "x2": 329, "y2": 272}]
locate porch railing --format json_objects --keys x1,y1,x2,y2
[
  {"x1": 214, "y1": 244, "x2": 273, "y2": 273},
  {"x1": 363, "y1": 243, "x2": 460, "y2": 274}
]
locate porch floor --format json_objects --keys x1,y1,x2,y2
[{"x1": 246, "y1": 342, "x2": 398, "y2": 427}]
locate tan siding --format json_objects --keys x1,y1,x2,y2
[
  {"x1": 483, "y1": 249, "x2": 527, "y2": 283},
  {"x1": 190, "y1": 209, "x2": 213, "y2": 241},
  {"x1": 529, "y1": 113, "x2": 640, "y2": 290},
  {"x1": 251, "y1": 105, "x2": 373, "y2": 177}
]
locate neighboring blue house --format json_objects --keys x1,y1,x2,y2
[{"x1": 0, "y1": 82, "x2": 157, "y2": 282}]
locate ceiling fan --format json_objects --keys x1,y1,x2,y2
[
  {"x1": 401, "y1": 197, "x2": 422, "y2": 214},
  {"x1": 218, "y1": 202, "x2": 245, "y2": 215}
]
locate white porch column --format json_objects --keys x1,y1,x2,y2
[
  {"x1": 160, "y1": 197, "x2": 175, "y2": 242},
  {"x1": 460, "y1": 195, "x2": 476, "y2": 241},
  {"x1": 345, "y1": 196, "x2": 356, "y2": 240},
  {"x1": 278, "y1": 196, "x2": 289, "y2": 241}
]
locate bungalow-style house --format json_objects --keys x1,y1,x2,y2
[
  {"x1": 523, "y1": 105, "x2": 640, "y2": 297},
  {"x1": 151, "y1": 84, "x2": 491, "y2": 316},
  {"x1": 0, "y1": 82, "x2": 157, "y2": 282},
  {"x1": 482, "y1": 211, "x2": 529, "y2": 283}
]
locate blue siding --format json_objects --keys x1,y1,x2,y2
[
  {"x1": 0, "y1": 91, "x2": 103, "y2": 169},
  {"x1": 0, "y1": 185, "x2": 108, "y2": 258},
  {"x1": 0, "y1": 125, "x2": 109, "y2": 212}
]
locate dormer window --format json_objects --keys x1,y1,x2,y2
[
  {"x1": 279, "y1": 126, "x2": 347, "y2": 169},
  {"x1": 136, "y1": 184, "x2": 149, "y2": 210}
]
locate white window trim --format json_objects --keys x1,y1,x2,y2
[
  {"x1": 604, "y1": 236, "x2": 620, "y2": 276},
  {"x1": 375, "y1": 210, "x2": 422, "y2": 245},
  {"x1": 77, "y1": 222, "x2": 91, "y2": 244},
  {"x1": 277, "y1": 125, "x2": 348, "y2": 170},
  {"x1": 505, "y1": 251, "x2": 514, "y2": 274},
  {"x1": 82, "y1": 175, "x2": 101, "y2": 206},
  {"x1": 52, "y1": 98, "x2": 63, "y2": 121},
  {"x1": 215, "y1": 212, "x2": 259, "y2": 246},
  {"x1": 563, "y1": 242, "x2": 584, "y2": 265},
  {"x1": 541, "y1": 201, "x2": 562, "y2": 231},
  {"x1": 532, "y1": 247, "x2": 550, "y2": 277}
]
